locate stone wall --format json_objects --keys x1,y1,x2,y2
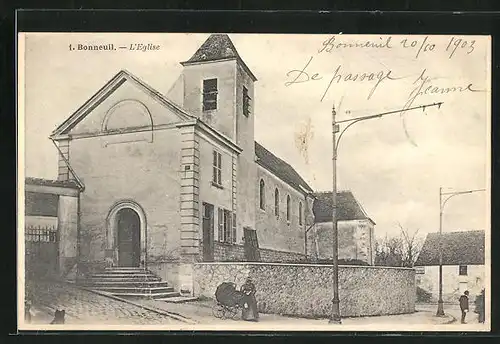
[
  {"x1": 213, "y1": 242, "x2": 245, "y2": 261},
  {"x1": 193, "y1": 262, "x2": 415, "y2": 318},
  {"x1": 211, "y1": 242, "x2": 306, "y2": 263},
  {"x1": 147, "y1": 260, "x2": 181, "y2": 291}
]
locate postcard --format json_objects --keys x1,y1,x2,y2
[{"x1": 18, "y1": 32, "x2": 491, "y2": 331}]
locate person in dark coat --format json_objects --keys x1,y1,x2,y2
[
  {"x1": 24, "y1": 300, "x2": 32, "y2": 323},
  {"x1": 50, "y1": 310, "x2": 65, "y2": 324},
  {"x1": 475, "y1": 289, "x2": 485, "y2": 323},
  {"x1": 240, "y1": 277, "x2": 259, "y2": 321},
  {"x1": 459, "y1": 290, "x2": 469, "y2": 324}
]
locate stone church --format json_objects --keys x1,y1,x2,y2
[{"x1": 34, "y1": 34, "x2": 375, "y2": 293}]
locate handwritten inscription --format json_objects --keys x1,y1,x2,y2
[
  {"x1": 285, "y1": 56, "x2": 400, "y2": 101},
  {"x1": 445, "y1": 37, "x2": 476, "y2": 59},
  {"x1": 402, "y1": 69, "x2": 480, "y2": 112},
  {"x1": 319, "y1": 35, "x2": 475, "y2": 60},
  {"x1": 285, "y1": 35, "x2": 484, "y2": 152},
  {"x1": 285, "y1": 35, "x2": 481, "y2": 105},
  {"x1": 319, "y1": 36, "x2": 394, "y2": 53}
]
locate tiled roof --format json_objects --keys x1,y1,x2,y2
[
  {"x1": 181, "y1": 34, "x2": 257, "y2": 81},
  {"x1": 312, "y1": 191, "x2": 372, "y2": 223},
  {"x1": 414, "y1": 230, "x2": 485, "y2": 266},
  {"x1": 25, "y1": 177, "x2": 80, "y2": 189},
  {"x1": 255, "y1": 142, "x2": 313, "y2": 194}
]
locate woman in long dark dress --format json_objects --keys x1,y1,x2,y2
[
  {"x1": 241, "y1": 278, "x2": 259, "y2": 321},
  {"x1": 478, "y1": 289, "x2": 485, "y2": 323}
]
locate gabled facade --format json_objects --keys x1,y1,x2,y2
[
  {"x1": 46, "y1": 34, "x2": 375, "y2": 293},
  {"x1": 414, "y1": 230, "x2": 485, "y2": 303},
  {"x1": 309, "y1": 191, "x2": 376, "y2": 265}
]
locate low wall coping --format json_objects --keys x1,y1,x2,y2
[
  {"x1": 25, "y1": 183, "x2": 80, "y2": 197},
  {"x1": 147, "y1": 260, "x2": 181, "y2": 264},
  {"x1": 194, "y1": 261, "x2": 415, "y2": 271}
]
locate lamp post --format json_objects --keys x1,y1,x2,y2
[
  {"x1": 436, "y1": 187, "x2": 486, "y2": 317},
  {"x1": 329, "y1": 105, "x2": 341, "y2": 324},
  {"x1": 328, "y1": 101, "x2": 442, "y2": 324}
]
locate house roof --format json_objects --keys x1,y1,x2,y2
[
  {"x1": 181, "y1": 34, "x2": 257, "y2": 81},
  {"x1": 25, "y1": 177, "x2": 81, "y2": 189},
  {"x1": 255, "y1": 142, "x2": 313, "y2": 194},
  {"x1": 414, "y1": 230, "x2": 485, "y2": 266},
  {"x1": 312, "y1": 191, "x2": 373, "y2": 223}
]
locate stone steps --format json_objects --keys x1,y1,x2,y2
[
  {"x1": 102, "y1": 268, "x2": 148, "y2": 273},
  {"x1": 85, "y1": 275, "x2": 162, "y2": 281},
  {"x1": 90, "y1": 285, "x2": 175, "y2": 294},
  {"x1": 116, "y1": 291, "x2": 181, "y2": 299},
  {"x1": 90, "y1": 273, "x2": 158, "y2": 278},
  {"x1": 158, "y1": 296, "x2": 199, "y2": 303},
  {"x1": 80, "y1": 280, "x2": 171, "y2": 288},
  {"x1": 79, "y1": 267, "x2": 179, "y2": 299}
]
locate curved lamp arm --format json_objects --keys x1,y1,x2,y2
[
  {"x1": 336, "y1": 115, "x2": 382, "y2": 153},
  {"x1": 441, "y1": 193, "x2": 463, "y2": 212},
  {"x1": 334, "y1": 101, "x2": 443, "y2": 155},
  {"x1": 440, "y1": 189, "x2": 485, "y2": 213}
]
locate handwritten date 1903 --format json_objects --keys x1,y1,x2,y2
[{"x1": 446, "y1": 37, "x2": 475, "y2": 59}]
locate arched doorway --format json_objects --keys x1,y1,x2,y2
[
  {"x1": 106, "y1": 200, "x2": 147, "y2": 268},
  {"x1": 116, "y1": 208, "x2": 141, "y2": 267}
]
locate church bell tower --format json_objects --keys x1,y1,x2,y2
[{"x1": 177, "y1": 33, "x2": 258, "y2": 238}]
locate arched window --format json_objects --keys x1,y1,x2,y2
[
  {"x1": 299, "y1": 202, "x2": 303, "y2": 225},
  {"x1": 274, "y1": 188, "x2": 280, "y2": 218},
  {"x1": 259, "y1": 179, "x2": 266, "y2": 210},
  {"x1": 286, "y1": 195, "x2": 291, "y2": 222}
]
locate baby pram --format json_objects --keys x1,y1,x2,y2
[{"x1": 212, "y1": 282, "x2": 246, "y2": 320}]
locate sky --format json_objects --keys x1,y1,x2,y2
[{"x1": 20, "y1": 33, "x2": 490, "y2": 239}]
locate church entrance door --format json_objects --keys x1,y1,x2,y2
[
  {"x1": 202, "y1": 203, "x2": 214, "y2": 261},
  {"x1": 117, "y1": 208, "x2": 141, "y2": 267}
]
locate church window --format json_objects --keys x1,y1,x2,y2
[
  {"x1": 213, "y1": 150, "x2": 222, "y2": 186},
  {"x1": 203, "y1": 78, "x2": 218, "y2": 111},
  {"x1": 243, "y1": 86, "x2": 251, "y2": 117},
  {"x1": 218, "y1": 208, "x2": 235, "y2": 243},
  {"x1": 459, "y1": 265, "x2": 468, "y2": 276},
  {"x1": 299, "y1": 201, "x2": 303, "y2": 225},
  {"x1": 259, "y1": 179, "x2": 266, "y2": 210},
  {"x1": 286, "y1": 195, "x2": 291, "y2": 222},
  {"x1": 274, "y1": 188, "x2": 280, "y2": 218}
]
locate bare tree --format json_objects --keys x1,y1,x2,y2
[
  {"x1": 375, "y1": 234, "x2": 403, "y2": 267},
  {"x1": 398, "y1": 222, "x2": 423, "y2": 268},
  {"x1": 375, "y1": 224, "x2": 423, "y2": 268}
]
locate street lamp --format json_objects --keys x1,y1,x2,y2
[
  {"x1": 329, "y1": 101, "x2": 442, "y2": 324},
  {"x1": 436, "y1": 187, "x2": 486, "y2": 317},
  {"x1": 329, "y1": 105, "x2": 341, "y2": 324}
]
